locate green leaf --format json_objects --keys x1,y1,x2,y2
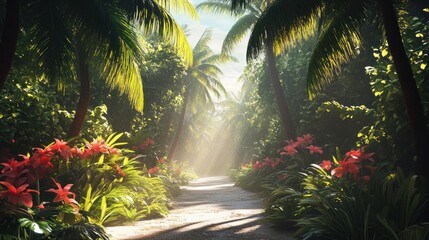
[
  {"x1": 99, "y1": 196, "x2": 107, "y2": 223},
  {"x1": 84, "y1": 184, "x2": 93, "y2": 212}
]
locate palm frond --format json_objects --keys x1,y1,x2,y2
[
  {"x1": 198, "y1": 63, "x2": 224, "y2": 76},
  {"x1": 27, "y1": 0, "x2": 75, "y2": 89},
  {"x1": 155, "y1": 0, "x2": 199, "y2": 19},
  {"x1": 126, "y1": 0, "x2": 193, "y2": 65},
  {"x1": 194, "y1": 29, "x2": 214, "y2": 53},
  {"x1": 247, "y1": 0, "x2": 322, "y2": 59},
  {"x1": 306, "y1": 0, "x2": 371, "y2": 99},
  {"x1": 81, "y1": 4, "x2": 144, "y2": 111},
  {"x1": 222, "y1": 13, "x2": 258, "y2": 55},
  {"x1": 197, "y1": 1, "x2": 245, "y2": 16}
]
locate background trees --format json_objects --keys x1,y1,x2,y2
[
  {"x1": 167, "y1": 29, "x2": 230, "y2": 161},
  {"x1": 197, "y1": 0, "x2": 296, "y2": 139},
  {"x1": 229, "y1": 0, "x2": 429, "y2": 179}
]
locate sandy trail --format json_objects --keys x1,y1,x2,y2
[{"x1": 106, "y1": 176, "x2": 295, "y2": 240}]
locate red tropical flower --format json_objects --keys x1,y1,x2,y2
[
  {"x1": 26, "y1": 153, "x2": 53, "y2": 181},
  {"x1": 148, "y1": 166, "x2": 159, "y2": 175},
  {"x1": 281, "y1": 145, "x2": 298, "y2": 157},
  {"x1": 145, "y1": 138, "x2": 155, "y2": 146},
  {"x1": 0, "y1": 159, "x2": 28, "y2": 184},
  {"x1": 345, "y1": 147, "x2": 374, "y2": 162},
  {"x1": 307, "y1": 145, "x2": 323, "y2": 155},
  {"x1": 320, "y1": 160, "x2": 332, "y2": 170},
  {"x1": 331, "y1": 159, "x2": 360, "y2": 178},
  {"x1": 46, "y1": 178, "x2": 78, "y2": 205},
  {"x1": 302, "y1": 134, "x2": 314, "y2": 145},
  {"x1": 158, "y1": 157, "x2": 166, "y2": 164},
  {"x1": 86, "y1": 139, "x2": 110, "y2": 155},
  {"x1": 0, "y1": 182, "x2": 38, "y2": 208},
  {"x1": 46, "y1": 139, "x2": 71, "y2": 159},
  {"x1": 253, "y1": 161, "x2": 262, "y2": 170},
  {"x1": 70, "y1": 147, "x2": 83, "y2": 158}
]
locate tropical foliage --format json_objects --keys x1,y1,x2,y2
[
  {"x1": 0, "y1": 134, "x2": 196, "y2": 239},
  {"x1": 1, "y1": 0, "x2": 429, "y2": 239}
]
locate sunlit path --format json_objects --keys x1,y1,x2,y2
[{"x1": 107, "y1": 176, "x2": 294, "y2": 240}]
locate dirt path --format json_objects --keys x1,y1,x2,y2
[{"x1": 106, "y1": 176, "x2": 295, "y2": 240}]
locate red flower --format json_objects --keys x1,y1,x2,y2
[
  {"x1": 345, "y1": 147, "x2": 374, "y2": 162},
  {"x1": 307, "y1": 145, "x2": 323, "y2": 155},
  {"x1": 281, "y1": 145, "x2": 298, "y2": 157},
  {"x1": 145, "y1": 138, "x2": 155, "y2": 146},
  {"x1": 253, "y1": 161, "x2": 262, "y2": 170},
  {"x1": 46, "y1": 139, "x2": 68, "y2": 152},
  {"x1": 27, "y1": 153, "x2": 53, "y2": 181},
  {"x1": 148, "y1": 166, "x2": 159, "y2": 175},
  {"x1": 46, "y1": 178, "x2": 78, "y2": 205},
  {"x1": 302, "y1": 134, "x2": 314, "y2": 145},
  {"x1": 70, "y1": 147, "x2": 83, "y2": 158},
  {"x1": 0, "y1": 182, "x2": 38, "y2": 208},
  {"x1": 0, "y1": 159, "x2": 28, "y2": 184},
  {"x1": 331, "y1": 159, "x2": 360, "y2": 178},
  {"x1": 46, "y1": 139, "x2": 72, "y2": 159},
  {"x1": 86, "y1": 139, "x2": 110, "y2": 155},
  {"x1": 158, "y1": 157, "x2": 166, "y2": 164},
  {"x1": 320, "y1": 160, "x2": 332, "y2": 170}
]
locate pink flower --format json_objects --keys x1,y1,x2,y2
[
  {"x1": 320, "y1": 160, "x2": 332, "y2": 170},
  {"x1": 281, "y1": 145, "x2": 298, "y2": 157},
  {"x1": 307, "y1": 145, "x2": 323, "y2": 155},
  {"x1": 302, "y1": 134, "x2": 314, "y2": 145},
  {"x1": 253, "y1": 161, "x2": 262, "y2": 170},
  {"x1": 70, "y1": 147, "x2": 83, "y2": 158},
  {"x1": 86, "y1": 139, "x2": 110, "y2": 155}
]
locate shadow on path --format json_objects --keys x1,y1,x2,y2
[{"x1": 107, "y1": 176, "x2": 295, "y2": 240}]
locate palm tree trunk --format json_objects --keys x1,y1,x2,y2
[
  {"x1": 266, "y1": 40, "x2": 296, "y2": 140},
  {"x1": 380, "y1": 0, "x2": 429, "y2": 179},
  {"x1": 0, "y1": 0, "x2": 20, "y2": 90},
  {"x1": 167, "y1": 89, "x2": 189, "y2": 160},
  {"x1": 67, "y1": 49, "x2": 90, "y2": 138},
  {"x1": 161, "y1": 108, "x2": 173, "y2": 146}
]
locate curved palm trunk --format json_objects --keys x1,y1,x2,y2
[
  {"x1": 161, "y1": 108, "x2": 173, "y2": 145},
  {"x1": 167, "y1": 89, "x2": 189, "y2": 160},
  {"x1": 381, "y1": 0, "x2": 429, "y2": 179},
  {"x1": 0, "y1": 0, "x2": 20, "y2": 90},
  {"x1": 67, "y1": 49, "x2": 90, "y2": 138},
  {"x1": 266, "y1": 40, "x2": 296, "y2": 140}
]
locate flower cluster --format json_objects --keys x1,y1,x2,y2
[
  {"x1": 253, "y1": 157, "x2": 284, "y2": 172},
  {"x1": 0, "y1": 138, "x2": 121, "y2": 209},
  {"x1": 280, "y1": 134, "x2": 323, "y2": 157},
  {"x1": 131, "y1": 138, "x2": 155, "y2": 151},
  {"x1": 320, "y1": 147, "x2": 375, "y2": 183}
]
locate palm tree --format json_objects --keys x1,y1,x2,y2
[
  {"x1": 197, "y1": 0, "x2": 297, "y2": 139},
  {"x1": 19, "y1": 0, "x2": 196, "y2": 137},
  {"x1": 230, "y1": 0, "x2": 429, "y2": 178},
  {"x1": 167, "y1": 29, "x2": 232, "y2": 160}
]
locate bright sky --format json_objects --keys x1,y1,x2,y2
[{"x1": 173, "y1": 0, "x2": 248, "y2": 97}]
